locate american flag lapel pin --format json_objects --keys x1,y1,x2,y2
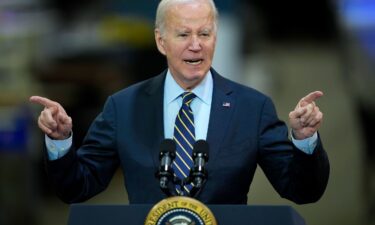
[{"x1": 222, "y1": 102, "x2": 231, "y2": 107}]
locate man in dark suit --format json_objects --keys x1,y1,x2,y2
[{"x1": 30, "y1": 0, "x2": 329, "y2": 205}]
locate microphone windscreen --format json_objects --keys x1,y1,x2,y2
[
  {"x1": 159, "y1": 139, "x2": 176, "y2": 156},
  {"x1": 193, "y1": 140, "x2": 209, "y2": 159}
]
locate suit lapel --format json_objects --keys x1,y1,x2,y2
[
  {"x1": 206, "y1": 69, "x2": 235, "y2": 166},
  {"x1": 144, "y1": 71, "x2": 167, "y2": 168}
]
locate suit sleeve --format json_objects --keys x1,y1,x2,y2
[
  {"x1": 45, "y1": 96, "x2": 120, "y2": 203},
  {"x1": 258, "y1": 97, "x2": 330, "y2": 204}
]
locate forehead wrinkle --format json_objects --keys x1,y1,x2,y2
[
  {"x1": 169, "y1": 18, "x2": 215, "y2": 34},
  {"x1": 165, "y1": 2, "x2": 214, "y2": 26}
]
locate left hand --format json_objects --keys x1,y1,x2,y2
[{"x1": 289, "y1": 91, "x2": 324, "y2": 140}]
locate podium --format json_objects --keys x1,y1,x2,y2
[{"x1": 68, "y1": 204, "x2": 306, "y2": 225}]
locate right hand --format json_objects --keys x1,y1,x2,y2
[{"x1": 29, "y1": 96, "x2": 72, "y2": 140}]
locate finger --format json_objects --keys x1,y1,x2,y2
[
  {"x1": 61, "y1": 115, "x2": 72, "y2": 124},
  {"x1": 38, "y1": 116, "x2": 54, "y2": 135},
  {"x1": 29, "y1": 96, "x2": 59, "y2": 108},
  {"x1": 289, "y1": 107, "x2": 307, "y2": 119},
  {"x1": 300, "y1": 103, "x2": 315, "y2": 124},
  {"x1": 305, "y1": 120, "x2": 321, "y2": 133},
  {"x1": 41, "y1": 107, "x2": 58, "y2": 128},
  {"x1": 57, "y1": 112, "x2": 72, "y2": 126},
  {"x1": 304, "y1": 106, "x2": 319, "y2": 125},
  {"x1": 56, "y1": 109, "x2": 68, "y2": 122},
  {"x1": 299, "y1": 100, "x2": 315, "y2": 108},
  {"x1": 300, "y1": 91, "x2": 323, "y2": 105},
  {"x1": 307, "y1": 110, "x2": 323, "y2": 128}
]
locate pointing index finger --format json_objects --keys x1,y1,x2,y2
[
  {"x1": 301, "y1": 91, "x2": 324, "y2": 104},
  {"x1": 29, "y1": 96, "x2": 58, "y2": 108}
]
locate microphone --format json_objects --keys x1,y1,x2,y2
[
  {"x1": 190, "y1": 140, "x2": 209, "y2": 197},
  {"x1": 157, "y1": 139, "x2": 176, "y2": 196}
]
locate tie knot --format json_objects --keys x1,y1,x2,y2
[{"x1": 182, "y1": 92, "x2": 196, "y2": 106}]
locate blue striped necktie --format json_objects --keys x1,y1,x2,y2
[{"x1": 173, "y1": 92, "x2": 196, "y2": 195}]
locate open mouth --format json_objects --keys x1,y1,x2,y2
[{"x1": 184, "y1": 59, "x2": 203, "y2": 65}]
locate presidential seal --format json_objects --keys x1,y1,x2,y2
[{"x1": 144, "y1": 196, "x2": 217, "y2": 225}]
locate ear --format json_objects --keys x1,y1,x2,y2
[{"x1": 155, "y1": 29, "x2": 166, "y2": 56}]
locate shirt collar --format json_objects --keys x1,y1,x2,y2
[{"x1": 164, "y1": 69, "x2": 213, "y2": 105}]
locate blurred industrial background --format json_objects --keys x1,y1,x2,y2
[{"x1": 0, "y1": 0, "x2": 374, "y2": 225}]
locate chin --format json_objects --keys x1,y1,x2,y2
[
  {"x1": 186, "y1": 68, "x2": 209, "y2": 78},
  {"x1": 184, "y1": 72, "x2": 205, "y2": 81}
]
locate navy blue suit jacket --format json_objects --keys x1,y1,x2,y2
[{"x1": 46, "y1": 68, "x2": 329, "y2": 204}]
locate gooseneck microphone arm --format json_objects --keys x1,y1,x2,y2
[
  {"x1": 189, "y1": 140, "x2": 209, "y2": 198},
  {"x1": 156, "y1": 139, "x2": 177, "y2": 197},
  {"x1": 156, "y1": 139, "x2": 209, "y2": 198}
]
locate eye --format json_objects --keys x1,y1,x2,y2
[
  {"x1": 177, "y1": 33, "x2": 188, "y2": 38},
  {"x1": 199, "y1": 32, "x2": 210, "y2": 37}
]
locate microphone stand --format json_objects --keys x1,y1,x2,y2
[
  {"x1": 188, "y1": 169, "x2": 207, "y2": 198},
  {"x1": 156, "y1": 139, "x2": 178, "y2": 197}
]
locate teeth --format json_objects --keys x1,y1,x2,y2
[{"x1": 185, "y1": 60, "x2": 202, "y2": 65}]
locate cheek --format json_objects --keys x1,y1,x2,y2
[
  {"x1": 208, "y1": 43, "x2": 216, "y2": 55},
  {"x1": 206, "y1": 39, "x2": 216, "y2": 53},
  {"x1": 165, "y1": 44, "x2": 185, "y2": 59}
]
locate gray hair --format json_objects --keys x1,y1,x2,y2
[{"x1": 155, "y1": 0, "x2": 219, "y2": 36}]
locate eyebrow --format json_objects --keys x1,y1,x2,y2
[
  {"x1": 200, "y1": 28, "x2": 212, "y2": 33},
  {"x1": 176, "y1": 29, "x2": 190, "y2": 33},
  {"x1": 175, "y1": 27, "x2": 213, "y2": 33}
]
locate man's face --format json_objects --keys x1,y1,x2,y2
[{"x1": 155, "y1": 1, "x2": 217, "y2": 90}]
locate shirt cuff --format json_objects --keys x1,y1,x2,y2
[
  {"x1": 45, "y1": 134, "x2": 73, "y2": 160},
  {"x1": 291, "y1": 131, "x2": 318, "y2": 155}
]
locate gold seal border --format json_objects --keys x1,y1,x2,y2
[{"x1": 144, "y1": 196, "x2": 217, "y2": 225}]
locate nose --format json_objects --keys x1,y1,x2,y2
[{"x1": 189, "y1": 36, "x2": 202, "y2": 51}]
